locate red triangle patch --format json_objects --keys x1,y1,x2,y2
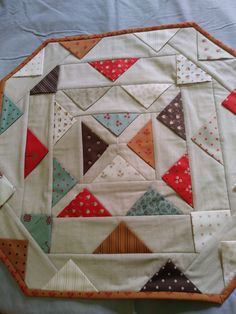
[
  {"x1": 89, "y1": 58, "x2": 139, "y2": 81},
  {"x1": 57, "y1": 188, "x2": 111, "y2": 217},
  {"x1": 24, "y1": 129, "x2": 49, "y2": 178}
]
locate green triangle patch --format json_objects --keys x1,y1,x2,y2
[
  {"x1": 52, "y1": 158, "x2": 78, "y2": 207},
  {"x1": 0, "y1": 95, "x2": 23, "y2": 134},
  {"x1": 21, "y1": 214, "x2": 52, "y2": 253},
  {"x1": 126, "y1": 186, "x2": 183, "y2": 216}
]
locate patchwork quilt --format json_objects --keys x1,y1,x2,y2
[{"x1": 1, "y1": 22, "x2": 236, "y2": 303}]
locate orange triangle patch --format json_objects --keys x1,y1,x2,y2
[
  {"x1": 93, "y1": 222, "x2": 151, "y2": 254},
  {"x1": 127, "y1": 120, "x2": 155, "y2": 168},
  {"x1": 0, "y1": 239, "x2": 28, "y2": 279},
  {"x1": 61, "y1": 38, "x2": 101, "y2": 59}
]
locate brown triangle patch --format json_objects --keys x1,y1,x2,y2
[
  {"x1": 61, "y1": 38, "x2": 101, "y2": 59},
  {"x1": 82, "y1": 122, "x2": 109, "y2": 175},
  {"x1": 0, "y1": 239, "x2": 28, "y2": 279},
  {"x1": 93, "y1": 222, "x2": 152, "y2": 254}
]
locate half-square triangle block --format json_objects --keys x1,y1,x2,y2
[
  {"x1": 57, "y1": 188, "x2": 112, "y2": 217},
  {"x1": 82, "y1": 122, "x2": 109, "y2": 174},
  {"x1": 0, "y1": 95, "x2": 23, "y2": 135},
  {"x1": 176, "y1": 55, "x2": 212, "y2": 85},
  {"x1": 93, "y1": 221, "x2": 152, "y2": 254},
  {"x1": 141, "y1": 259, "x2": 201, "y2": 293},
  {"x1": 61, "y1": 38, "x2": 101, "y2": 59},
  {"x1": 122, "y1": 84, "x2": 171, "y2": 109},
  {"x1": 63, "y1": 87, "x2": 110, "y2": 111},
  {"x1": 127, "y1": 186, "x2": 183, "y2": 216},
  {"x1": 24, "y1": 129, "x2": 49, "y2": 178},
  {"x1": 157, "y1": 92, "x2": 186, "y2": 140},
  {"x1": 89, "y1": 58, "x2": 139, "y2": 81},
  {"x1": 162, "y1": 154, "x2": 193, "y2": 207},
  {"x1": 192, "y1": 115, "x2": 223, "y2": 164},
  {"x1": 94, "y1": 155, "x2": 145, "y2": 182},
  {"x1": 30, "y1": 66, "x2": 59, "y2": 95},
  {"x1": 0, "y1": 239, "x2": 28, "y2": 279},
  {"x1": 52, "y1": 158, "x2": 78, "y2": 207},
  {"x1": 43, "y1": 259, "x2": 98, "y2": 291},
  {"x1": 21, "y1": 214, "x2": 52, "y2": 253},
  {"x1": 53, "y1": 101, "x2": 76, "y2": 144},
  {"x1": 127, "y1": 120, "x2": 155, "y2": 168},
  {"x1": 93, "y1": 112, "x2": 139, "y2": 136}
]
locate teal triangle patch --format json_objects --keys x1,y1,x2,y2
[
  {"x1": 93, "y1": 112, "x2": 138, "y2": 136},
  {"x1": 127, "y1": 186, "x2": 183, "y2": 216},
  {"x1": 0, "y1": 95, "x2": 23, "y2": 134},
  {"x1": 21, "y1": 214, "x2": 52, "y2": 253},
  {"x1": 52, "y1": 158, "x2": 78, "y2": 207}
]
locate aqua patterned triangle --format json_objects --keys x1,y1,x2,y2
[
  {"x1": 127, "y1": 186, "x2": 183, "y2": 216},
  {"x1": 52, "y1": 158, "x2": 78, "y2": 207},
  {"x1": 21, "y1": 214, "x2": 52, "y2": 253},
  {"x1": 93, "y1": 112, "x2": 139, "y2": 136},
  {"x1": 0, "y1": 95, "x2": 23, "y2": 134}
]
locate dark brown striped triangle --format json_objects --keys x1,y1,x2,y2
[
  {"x1": 93, "y1": 222, "x2": 152, "y2": 254},
  {"x1": 0, "y1": 239, "x2": 28, "y2": 279},
  {"x1": 141, "y1": 259, "x2": 201, "y2": 293},
  {"x1": 30, "y1": 66, "x2": 59, "y2": 95},
  {"x1": 82, "y1": 122, "x2": 109, "y2": 175},
  {"x1": 60, "y1": 38, "x2": 101, "y2": 59}
]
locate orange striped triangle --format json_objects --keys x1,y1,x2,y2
[
  {"x1": 127, "y1": 120, "x2": 155, "y2": 168},
  {"x1": 93, "y1": 222, "x2": 152, "y2": 254},
  {"x1": 0, "y1": 239, "x2": 28, "y2": 279},
  {"x1": 61, "y1": 38, "x2": 101, "y2": 59}
]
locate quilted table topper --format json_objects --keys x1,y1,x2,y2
[{"x1": 1, "y1": 22, "x2": 236, "y2": 303}]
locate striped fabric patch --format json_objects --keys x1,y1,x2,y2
[
  {"x1": 30, "y1": 66, "x2": 59, "y2": 95},
  {"x1": 93, "y1": 221, "x2": 152, "y2": 254}
]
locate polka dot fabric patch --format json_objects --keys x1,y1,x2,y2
[
  {"x1": 89, "y1": 58, "x2": 139, "y2": 81},
  {"x1": 0, "y1": 239, "x2": 28, "y2": 279},
  {"x1": 93, "y1": 112, "x2": 139, "y2": 136},
  {"x1": 127, "y1": 120, "x2": 155, "y2": 169},
  {"x1": 21, "y1": 214, "x2": 52, "y2": 253},
  {"x1": 157, "y1": 92, "x2": 186, "y2": 140},
  {"x1": 141, "y1": 259, "x2": 201, "y2": 293},
  {"x1": 176, "y1": 54, "x2": 212, "y2": 85},
  {"x1": 122, "y1": 83, "x2": 171, "y2": 109},
  {"x1": 82, "y1": 122, "x2": 109, "y2": 175},
  {"x1": 94, "y1": 155, "x2": 145, "y2": 182},
  {"x1": 57, "y1": 188, "x2": 111, "y2": 217},
  {"x1": 0, "y1": 95, "x2": 23, "y2": 134},
  {"x1": 162, "y1": 154, "x2": 193, "y2": 207},
  {"x1": 53, "y1": 101, "x2": 76, "y2": 144},
  {"x1": 192, "y1": 115, "x2": 223, "y2": 164},
  {"x1": 52, "y1": 158, "x2": 78, "y2": 207},
  {"x1": 13, "y1": 49, "x2": 45, "y2": 77},
  {"x1": 126, "y1": 186, "x2": 183, "y2": 216},
  {"x1": 61, "y1": 38, "x2": 101, "y2": 59},
  {"x1": 191, "y1": 210, "x2": 231, "y2": 252}
]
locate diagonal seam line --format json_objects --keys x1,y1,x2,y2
[{"x1": 168, "y1": 41, "x2": 232, "y2": 93}]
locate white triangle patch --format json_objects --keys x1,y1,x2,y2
[
  {"x1": 197, "y1": 32, "x2": 234, "y2": 60},
  {"x1": 94, "y1": 155, "x2": 145, "y2": 182},
  {"x1": 135, "y1": 28, "x2": 179, "y2": 52},
  {"x1": 176, "y1": 54, "x2": 212, "y2": 85},
  {"x1": 13, "y1": 49, "x2": 45, "y2": 77},
  {"x1": 63, "y1": 87, "x2": 110, "y2": 110},
  {"x1": 122, "y1": 83, "x2": 171, "y2": 108},
  {"x1": 43, "y1": 259, "x2": 98, "y2": 291},
  {"x1": 53, "y1": 102, "x2": 77, "y2": 144},
  {"x1": 221, "y1": 241, "x2": 236, "y2": 285}
]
